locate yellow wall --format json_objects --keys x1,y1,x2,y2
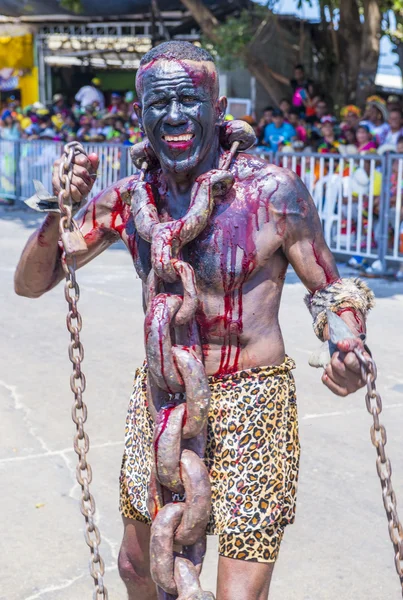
[
  {"x1": 19, "y1": 67, "x2": 39, "y2": 107},
  {"x1": 0, "y1": 34, "x2": 34, "y2": 69},
  {"x1": 0, "y1": 34, "x2": 38, "y2": 107}
]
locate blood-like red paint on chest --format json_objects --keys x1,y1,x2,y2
[{"x1": 195, "y1": 169, "x2": 279, "y2": 376}]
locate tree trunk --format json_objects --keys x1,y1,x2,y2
[
  {"x1": 179, "y1": 0, "x2": 220, "y2": 44},
  {"x1": 338, "y1": 0, "x2": 362, "y2": 104},
  {"x1": 355, "y1": 0, "x2": 382, "y2": 106},
  {"x1": 244, "y1": 48, "x2": 288, "y2": 106}
]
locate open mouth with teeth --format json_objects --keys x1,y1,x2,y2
[{"x1": 162, "y1": 133, "x2": 195, "y2": 150}]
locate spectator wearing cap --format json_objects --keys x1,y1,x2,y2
[
  {"x1": 75, "y1": 77, "x2": 105, "y2": 111},
  {"x1": 356, "y1": 124, "x2": 376, "y2": 153},
  {"x1": 0, "y1": 109, "x2": 21, "y2": 140},
  {"x1": 317, "y1": 116, "x2": 345, "y2": 154},
  {"x1": 52, "y1": 93, "x2": 69, "y2": 115},
  {"x1": 361, "y1": 95, "x2": 389, "y2": 146},
  {"x1": 387, "y1": 94, "x2": 401, "y2": 112},
  {"x1": 262, "y1": 108, "x2": 297, "y2": 152},
  {"x1": 384, "y1": 108, "x2": 403, "y2": 147}
]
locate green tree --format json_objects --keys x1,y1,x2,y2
[{"x1": 60, "y1": 0, "x2": 83, "y2": 11}]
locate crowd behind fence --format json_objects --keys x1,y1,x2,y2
[{"x1": 1, "y1": 140, "x2": 403, "y2": 270}]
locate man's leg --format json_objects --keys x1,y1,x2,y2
[
  {"x1": 118, "y1": 516, "x2": 157, "y2": 600},
  {"x1": 216, "y1": 556, "x2": 275, "y2": 600}
]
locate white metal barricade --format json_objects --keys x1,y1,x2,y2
[{"x1": 259, "y1": 150, "x2": 385, "y2": 262}]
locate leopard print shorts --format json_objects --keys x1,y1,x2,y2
[{"x1": 120, "y1": 356, "x2": 300, "y2": 563}]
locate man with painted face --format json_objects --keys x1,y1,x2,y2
[{"x1": 15, "y1": 42, "x2": 374, "y2": 600}]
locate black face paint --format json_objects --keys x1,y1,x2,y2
[{"x1": 139, "y1": 60, "x2": 221, "y2": 175}]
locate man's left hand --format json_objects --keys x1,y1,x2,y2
[{"x1": 322, "y1": 337, "x2": 369, "y2": 397}]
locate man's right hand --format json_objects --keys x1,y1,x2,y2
[{"x1": 52, "y1": 151, "x2": 99, "y2": 205}]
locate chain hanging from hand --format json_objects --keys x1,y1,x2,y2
[
  {"x1": 58, "y1": 141, "x2": 109, "y2": 600},
  {"x1": 327, "y1": 311, "x2": 403, "y2": 596},
  {"x1": 360, "y1": 353, "x2": 403, "y2": 596}
]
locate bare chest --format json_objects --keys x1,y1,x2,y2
[{"x1": 123, "y1": 183, "x2": 282, "y2": 292}]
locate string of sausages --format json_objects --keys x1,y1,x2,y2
[{"x1": 130, "y1": 121, "x2": 255, "y2": 599}]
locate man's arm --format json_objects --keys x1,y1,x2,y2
[
  {"x1": 275, "y1": 169, "x2": 373, "y2": 396},
  {"x1": 14, "y1": 152, "x2": 120, "y2": 298}
]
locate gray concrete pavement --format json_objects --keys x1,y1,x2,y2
[{"x1": 1, "y1": 206, "x2": 403, "y2": 600}]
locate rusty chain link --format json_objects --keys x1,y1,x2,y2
[
  {"x1": 58, "y1": 141, "x2": 109, "y2": 600},
  {"x1": 355, "y1": 349, "x2": 403, "y2": 596}
]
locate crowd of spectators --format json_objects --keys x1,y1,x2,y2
[
  {"x1": 1, "y1": 68, "x2": 403, "y2": 159},
  {"x1": 0, "y1": 78, "x2": 143, "y2": 145},
  {"x1": 237, "y1": 64, "x2": 403, "y2": 158}
]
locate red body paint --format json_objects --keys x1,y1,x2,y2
[
  {"x1": 195, "y1": 171, "x2": 279, "y2": 376},
  {"x1": 336, "y1": 307, "x2": 364, "y2": 334},
  {"x1": 311, "y1": 240, "x2": 337, "y2": 285},
  {"x1": 110, "y1": 188, "x2": 128, "y2": 235},
  {"x1": 37, "y1": 216, "x2": 52, "y2": 247},
  {"x1": 154, "y1": 405, "x2": 176, "y2": 476}
]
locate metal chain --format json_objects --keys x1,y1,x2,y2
[
  {"x1": 357, "y1": 350, "x2": 403, "y2": 596},
  {"x1": 136, "y1": 145, "x2": 241, "y2": 599},
  {"x1": 58, "y1": 141, "x2": 108, "y2": 600}
]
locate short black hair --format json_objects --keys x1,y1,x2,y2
[
  {"x1": 289, "y1": 107, "x2": 300, "y2": 117},
  {"x1": 263, "y1": 106, "x2": 274, "y2": 112},
  {"x1": 136, "y1": 41, "x2": 217, "y2": 99},
  {"x1": 139, "y1": 41, "x2": 215, "y2": 67},
  {"x1": 294, "y1": 64, "x2": 304, "y2": 71},
  {"x1": 272, "y1": 108, "x2": 284, "y2": 118}
]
